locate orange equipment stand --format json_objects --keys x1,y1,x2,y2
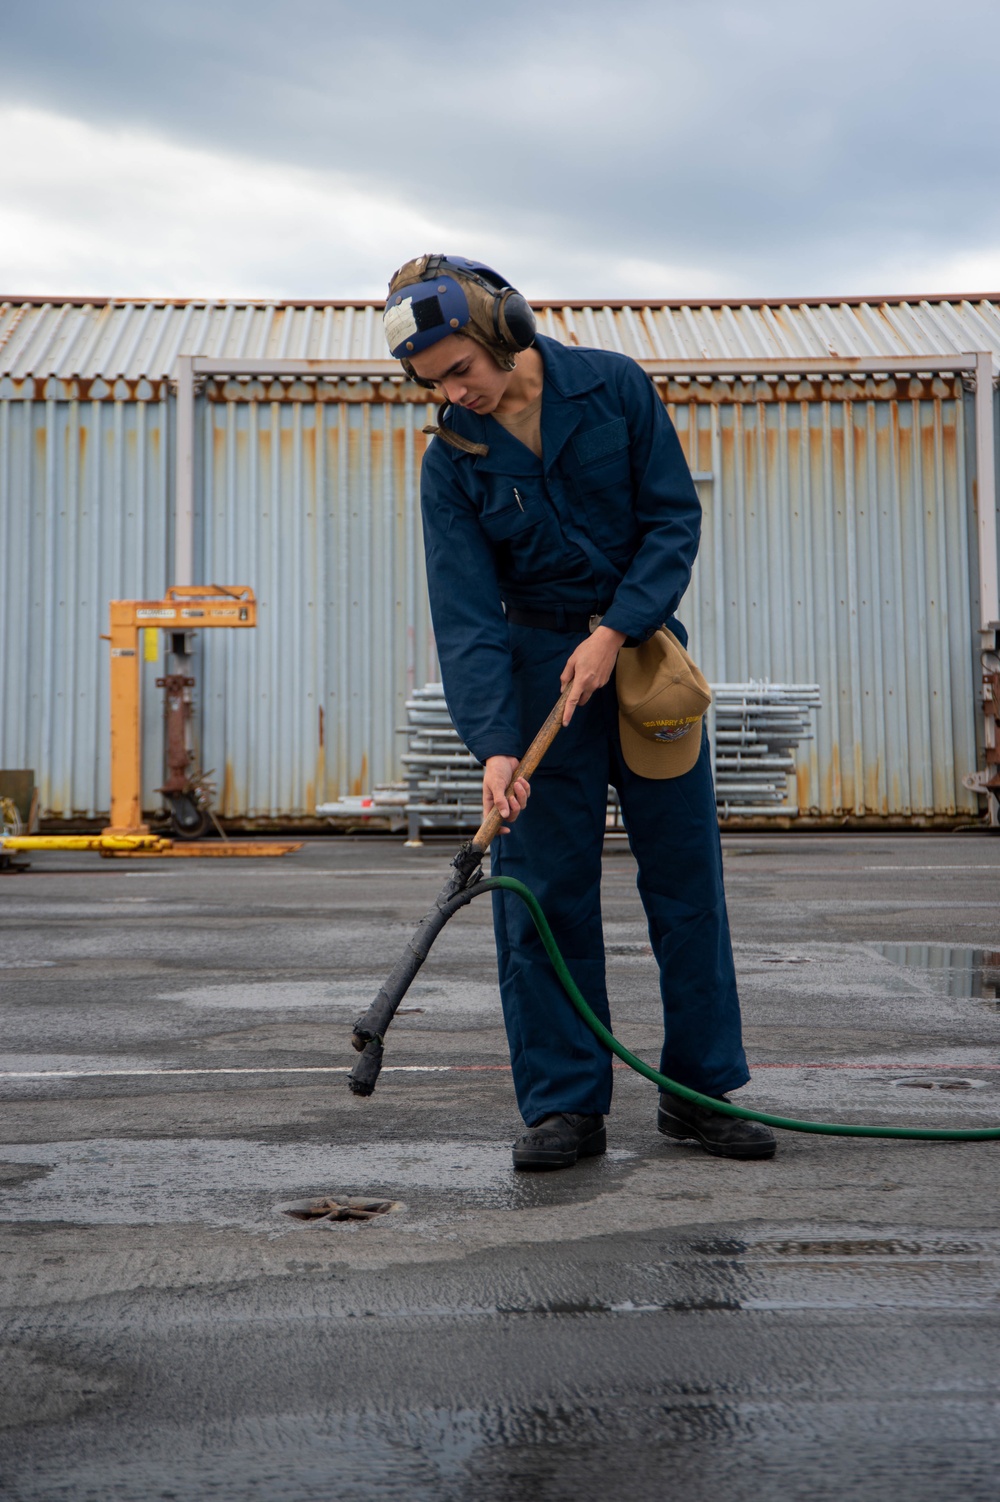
[
  {"x1": 95, "y1": 582, "x2": 297, "y2": 859},
  {"x1": 104, "y1": 585, "x2": 256, "y2": 837},
  {"x1": 0, "y1": 585, "x2": 300, "y2": 860}
]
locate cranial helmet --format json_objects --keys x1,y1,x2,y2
[{"x1": 384, "y1": 254, "x2": 537, "y2": 386}]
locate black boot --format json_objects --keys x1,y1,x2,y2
[
  {"x1": 657, "y1": 1091, "x2": 776, "y2": 1160},
  {"x1": 512, "y1": 1113, "x2": 607, "y2": 1171}
]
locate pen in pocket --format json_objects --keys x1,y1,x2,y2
[{"x1": 513, "y1": 488, "x2": 524, "y2": 511}]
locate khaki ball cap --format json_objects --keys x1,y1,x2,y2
[{"x1": 616, "y1": 627, "x2": 712, "y2": 779}]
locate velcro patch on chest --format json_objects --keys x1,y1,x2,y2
[{"x1": 572, "y1": 418, "x2": 628, "y2": 467}]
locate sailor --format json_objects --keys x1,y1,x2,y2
[{"x1": 383, "y1": 254, "x2": 775, "y2": 1169}]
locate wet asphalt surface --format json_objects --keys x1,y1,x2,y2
[{"x1": 1, "y1": 831, "x2": 999, "y2": 1500}]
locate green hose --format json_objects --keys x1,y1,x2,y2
[{"x1": 484, "y1": 875, "x2": 1000, "y2": 1142}]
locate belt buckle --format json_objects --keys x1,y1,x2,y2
[{"x1": 588, "y1": 613, "x2": 604, "y2": 634}]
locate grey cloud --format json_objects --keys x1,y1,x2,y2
[{"x1": 3, "y1": 0, "x2": 1000, "y2": 296}]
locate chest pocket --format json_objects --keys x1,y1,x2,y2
[
  {"x1": 476, "y1": 485, "x2": 565, "y2": 588},
  {"x1": 477, "y1": 499, "x2": 538, "y2": 543}
]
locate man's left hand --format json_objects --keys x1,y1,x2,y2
[{"x1": 560, "y1": 625, "x2": 627, "y2": 726}]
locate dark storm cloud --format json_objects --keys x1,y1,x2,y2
[{"x1": 4, "y1": 0, "x2": 1000, "y2": 295}]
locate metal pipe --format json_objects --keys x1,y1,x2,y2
[
  {"x1": 174, "y1": 354, "x2": 195, "y2": 587},
  {"x1": 974, "y1": 351, "x2": 1000, "y2": 631},
  {"x1": 191, "y1": 354, "x2": 982, "y2": 381}
]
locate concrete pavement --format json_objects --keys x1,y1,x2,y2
[{"x1": 1, "y1": 832, "x2": 999, "y2": 1499}]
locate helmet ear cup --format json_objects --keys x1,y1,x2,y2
[{"x1": 494, "y1": 290, "x2": 537, "y2": 352}]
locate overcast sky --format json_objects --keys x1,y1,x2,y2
[{"x1": 2, "y1": 0, "x2": 999, "y2": 302}]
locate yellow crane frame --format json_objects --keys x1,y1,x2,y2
[
  {"x1": 104, "y1": 585, "x2": 256, "y2": 835},
  {"x1": 1, "y1": 584, "x2": 296, "y2": 857}
]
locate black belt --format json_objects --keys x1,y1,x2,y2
[{"x1": 505, "y1": 605, "x2": 603, "y2": 633}]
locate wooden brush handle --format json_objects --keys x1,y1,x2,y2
[{"x1": 471, "y1": 685, "x2": 572, "y2": 851}]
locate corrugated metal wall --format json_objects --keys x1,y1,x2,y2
[
  {"x1": 676, "y1": 383, "x2": 979, "y2": 817},
  {"x1": 197, "y1": 394, "x2": 437, "y2": 815},
  {"x1": 0, "y1": 387, "x2": 440, "y2": 818},
  {"x1": 0, "y1": 375, "x2": 981, "y2": 821},
  {"x1": 0, "y1": 395, "x2": 171, "y2": 815},
  {"x1": 6, "y1": 294, "x2": 1000, "y2": 374}
]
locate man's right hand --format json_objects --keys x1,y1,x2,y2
[{"x1": 483, "y1": 755, "x2": 530, "y2": 835}]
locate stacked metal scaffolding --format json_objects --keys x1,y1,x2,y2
[
  {"x1": 711, "y1": 683, "x2": 822, "y2": 818},
  {"x1": 376, "y1": 680, "x2": 820, "y2": 836},
  {"x1": 391, "y1": 687, "x2": 485, "y2": 835}
]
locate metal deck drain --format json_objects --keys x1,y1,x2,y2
[
  {"x1": 281, "y1": 1197, "x2": 397, "y2": 1223},
  {"x1": 890, "y1": 1076, "x2": 987, "y2": 1090}
]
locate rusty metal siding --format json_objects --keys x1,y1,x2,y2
[
  {"x1": 0, "y1": 357, "x2": 982, "y2": 822},
  {"x1": 0, "y1": 388, "x2": 440, "y2": 818},
  {"x1": 0, "y1": 396, "x2": 171, "y2": 817},
  {"x1": 196, "y1": 395, "x2": 438, "y2": 816},
  {"x1": 678, "y1": 383, "x2": 978, "y2": 816},
  {"x1": 5, "y1": 294, "x2": 1000, "y2": 380}
]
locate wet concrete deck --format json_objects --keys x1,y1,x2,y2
[{"x1": 1, "y1": 832, "x2": 999, "y2": 1500}]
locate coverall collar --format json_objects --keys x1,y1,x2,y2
[{"x1": 533, "y1": 335, "x2": 606, "y2": 474}]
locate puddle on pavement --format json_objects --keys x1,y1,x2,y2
[
  {"x1": 876, "y1": 944, "x2": 1000, "y2": 1000},
  {"x1": 679, "y1": 1227, "x2": 1000, "y2": 1313},
  {"x1": 890, "y1": 1076, "x2": 987, "y2": 1090},
  {"x1": 0, "y1": 1138, "x2": 636, "y2": 1229},
  {"x1": 13, "y1": 1388, "x2": 1000, "y2": 1502}
]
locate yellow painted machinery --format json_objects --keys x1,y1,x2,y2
[
  {"x1": 2, "y1": 585, "x2": 300, "y2": 860},
  {"x1": 104, "y1": 584, "x2": 255, "y2": 835}
]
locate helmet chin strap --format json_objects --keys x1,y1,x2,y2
[{"x1": 422, "y1": 405, "x2": 489, "y2": 457}]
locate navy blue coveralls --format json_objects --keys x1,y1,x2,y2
[{"x1": 420, "y1": 334, "x2": 749, "y2": 1125}]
